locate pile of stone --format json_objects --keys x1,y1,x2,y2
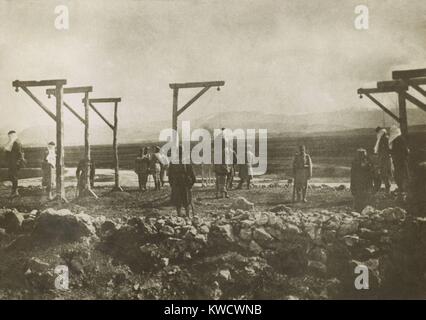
[
  {"x1": 98, "y1": 197, "x2": 416, "y2": 298},
  {"x1": 1, "y1": 196, "x2": 423, "y2": 299},
  {"x1": 99, "y1": 213, "x2": 211, "y2": 272}
]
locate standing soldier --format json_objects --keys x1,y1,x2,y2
[
  {"x1": 135, "y1": 147, "x2": 149, "y2": 192},
  {"x1": 42, "y1": 141, "x2": 56, "y2": 200},
  {"x1": 3, "y1": 130, "x2": 25, "y2": 198},
  {"x1": 373, "y1": 127, "x2": 393, "y2": 194},
  {"x1": 237, "y1": 145, "x2": 254, "y2": 190},
  {"x1": 292, "y1": 145, "x2": 312, "y2": 203},
  {"x1": 215, "y1": 163, "x2": 229, "y2": 198},
  {"x1": 226, "y1": 147, "x2": 238, "y2": 190},
  {"x1": 168, "y1": 146, "x2": 196, "y2": 216},
  {"x1": 214, "y1": 128, "x2": 230, "y2": 198},
  {"x1": 350, "y1": 148, "x2": 374, "y2": 212}
]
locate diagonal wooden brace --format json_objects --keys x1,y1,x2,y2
[
  {"x1": 363, "y1": 92, "x2": 400, "y2": 122},
  {"x1": 404, "y1": 92, "x2": 426, "y2": 112},
  {"x1": 89, "y1": 102, "x2": 114, "y2": 130},
  {"x1": 20, "y1": 86, "x2": 57, "y2": 121},
  {"x1": 411, "y1": 84, "x2": 426, "y2": 98},
  {"x1": 64, "y1": 101, "x2": 86, "y2": 124},
  {"x1": 177, "y1": 86, "x2": 211, "y2": 116}
]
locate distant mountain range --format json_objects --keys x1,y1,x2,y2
[{"x1": 1, "y1": 108, "x2": 425, "y2": 147}]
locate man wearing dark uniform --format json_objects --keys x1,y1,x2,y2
[
  {"x1": 351, "y1": 148, "x2": 374, "y2": 212},
  {"x1": 292, "y1": 145, "x2": 312, "y2": 202},
  {"x1": 168, "y1": 146, "x2": 196, "y2": 216}
]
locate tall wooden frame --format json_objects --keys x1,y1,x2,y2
[
  {"x1": 358, "y1": 68, "x2": 426, "y2": 137},
  {"x1": 87, "y1": 97, "x2": 122, "y2": 191},
  {"x1": 169, "y1": 81, "x2": 225, "y2": 132},
  {"x1": 12, "y1": 79, "x2": 68, "y2": 201},
  {"x1": 46, "y1": 86, "x2": 98, "y2": 198}
]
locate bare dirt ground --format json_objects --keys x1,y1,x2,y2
[{"x1": 0, "y1": 171, "x2": 424, "y2": 300}]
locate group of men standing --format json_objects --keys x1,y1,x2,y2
[
  {"x1": 350, "y1": 125, "x2": 410, "y2": 212},
  {"x1": 134, "y1": 146, "x2": 169, "y2": 191},
  {"x1": 1, "y1": 129, "x2": 314, "y2": 207},
  {"x1": 134, "y1": 144, "x2": 197, "y2": 217},
  {"x1": 1, "y1": 130, "x2": 97, "y2": 200},
  {"x1": 1, "y1": 125, "x2": 415, "y2": 215}
]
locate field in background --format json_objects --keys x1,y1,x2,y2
[{"x1": 1, "y1": 130, "x2": 425, "y2": 181}]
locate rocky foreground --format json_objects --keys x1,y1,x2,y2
[{"x1": 0, "y1": 193, "x2": 425, "y2": 300}]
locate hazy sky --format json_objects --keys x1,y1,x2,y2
[{"x1": 0, "y1": 0, "x2": 425, "y2": 133}]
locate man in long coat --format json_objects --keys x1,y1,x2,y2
[
  {"x1": 350, "y1": 148, "x2": 374, "y2": 212},
  {"x1": 237, "y1": 145, "x2": 254, "y2": 190},
  {"x1": 168, "y1": 146, "x2": 196, "y2": 216},
  {"x1": 134, "y1": 147, "x2": 150, "y2": 191},
  {"x1": 292, "y1": 145, "x2": 312, "y2": 202},
  {"x1": 215, "y1": 163, "x2": 229, "y2": 198}
]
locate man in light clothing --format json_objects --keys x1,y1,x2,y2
[{"x1": 42, "y1": 141, "x2": 56, "y2": 199}]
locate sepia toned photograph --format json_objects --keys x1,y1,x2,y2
[{"x1": 0, "y1": 0, "x2": 425, "y2": 304}]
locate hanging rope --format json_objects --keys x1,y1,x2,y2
[{"x1": 383, "y1": 92, "x2": 398, "y2": 127}]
